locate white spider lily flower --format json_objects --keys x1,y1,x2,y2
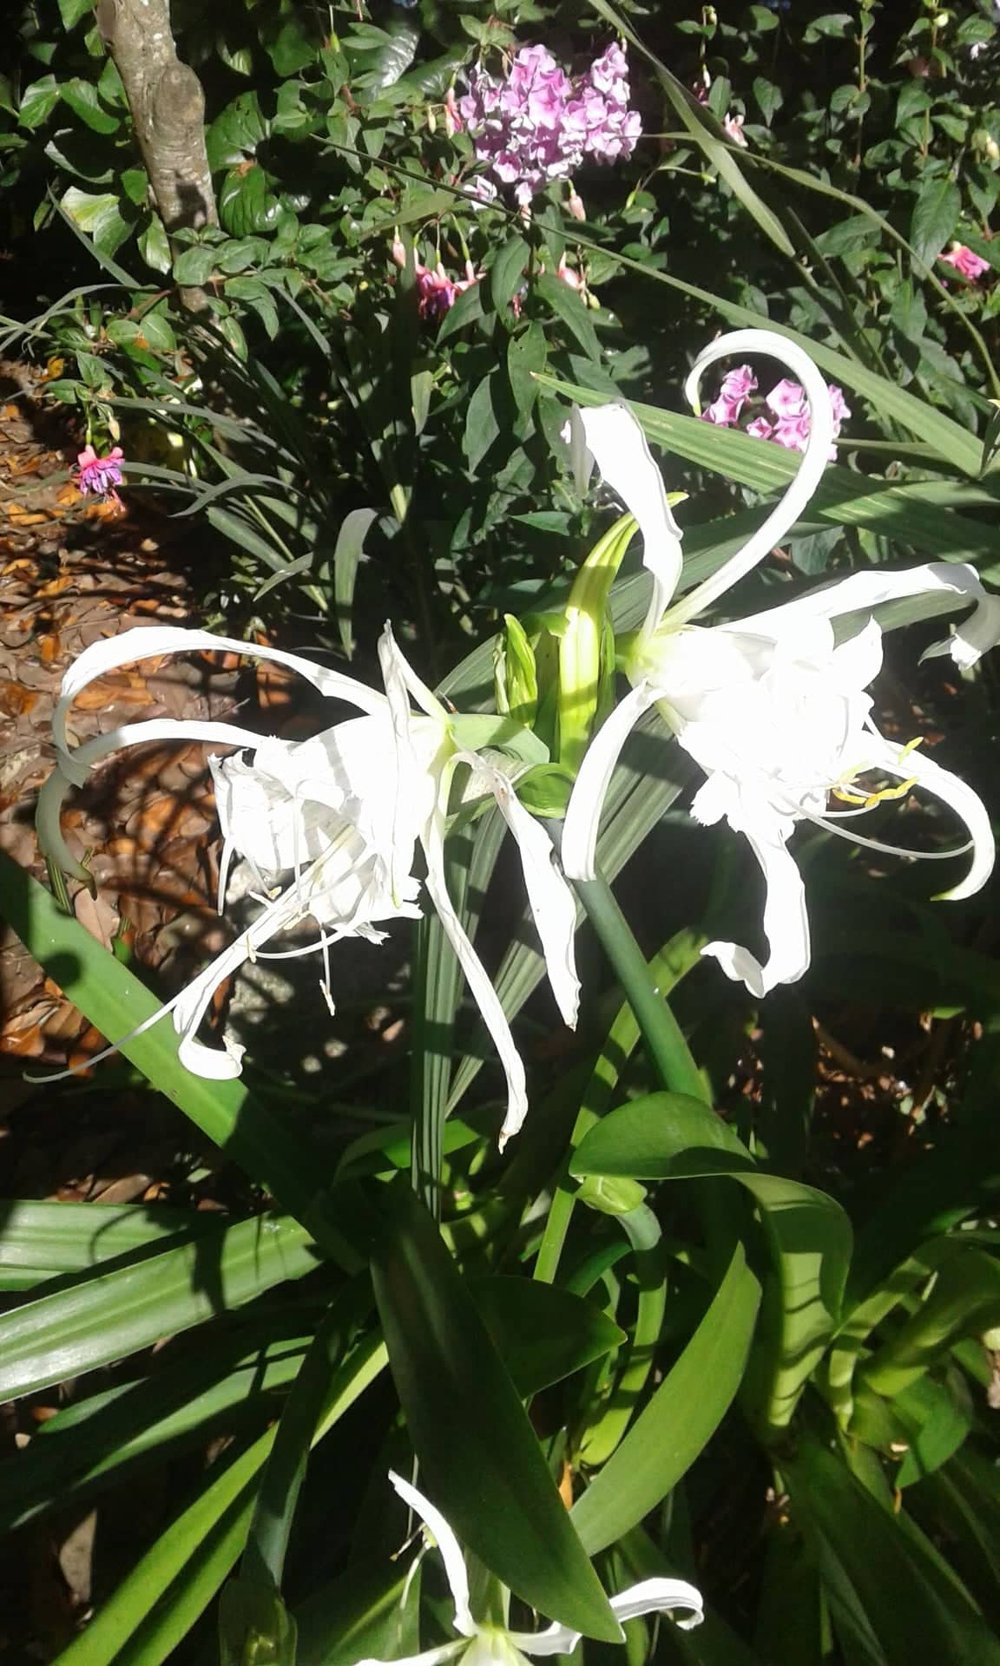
[
  {"x1": 38, "y1": 624, "x2": 579, "y2": 1144},
  {"x1": 562, "y1": 328, "x2": 1000, "y2": 997},
  {"x1": 355, "y1": 1470, "x2": 703, "y2": 1666}
]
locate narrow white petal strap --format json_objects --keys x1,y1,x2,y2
[
  {"x1": 421, "y1": 782, "x2": 529, "y2": 1148},
  {"x1": 387, "y1": 1471, "x2": 476, "y2": 1639},
  {"x1": 466, "y1": 756, "x2": 580, "y2": 1029},
  {"x1": 667, "y1": 329, "x2": 834, "y2": 626},
  {"x1": 738, "y1": 560, "x2": 1000, "y2": 671},
  {"x1": 561, "y1": 683, "x2": 661, "y2": 881},
  {"x1": 352, "y1": 1643, "x2": 466, "y2": 1666},
  {"x1": 860, "y1": 733, "x2": 995, "y2": 902},
  {"x1": 574, "y1": 404, "x2": 684, "y2": 625},
  {"x1": 53, "y1": 624, "x2": 387, "y2": 755},
  {"x1": 378, "y1": 620, "x2": 448, "y2": 720},
  {"x1": 703, "y1": 816, "x2": 811, "y2": 997},
  {"x1": 608, "y1": 1576, "x2": 705, "y2": 1632},
  {"x1": 58, "y1": 718, "x2": 267, "y2": 788},
  {"x1": 510, "y1": 1575, "x2": 705, "y2": 1655}
]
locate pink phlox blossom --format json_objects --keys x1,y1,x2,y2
[
  {"x1": 458, "y1": 41, "x2": 641, "y2": 205},
  {"x1": 701, "y1": 364, "x2": 757, "y2": 427},
  {"x1": 761, "y1": 378, "x2": 850, "y2": 460},
  {"x1": 746, "y1": 416, "x2": 774, "y2": 441},
  {"x1": 75, "y1": 444, "x2": 124, "y2": 503},
  {"x1": 939, "y1": 243, "x2": 991, "y2": 282}
]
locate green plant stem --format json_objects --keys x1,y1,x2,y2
[{"x1": 574, "y1": 870, "x2": 706, "y2": 1103}]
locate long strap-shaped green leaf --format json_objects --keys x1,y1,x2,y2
[
  {"x1": 785, "y1": 1436, "x2": 1000, "y2": 1666},
  {"x1": 0, "y1": 852, "x2": 359, "y2": 1271},
  {"x1": 370, "y1": 1177, "x2": 621, "y2": 1643},
  {"x1": 0, "y1": 1213, "x2": 319, "y2": 1399},
  {"x1": 569, "y1": 1241, "x2": 760, "y2": 1554},
  {"x1": 51, "y1": 1333, "x2": 387, "y2": 1666}
]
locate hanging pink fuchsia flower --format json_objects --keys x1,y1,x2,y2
[
  {"x1": 74, "y1": 444, "x2": 124, "y2": 506},
  {"x1": 392, "y1": 237, "x2": 480, "y2": 322},
  {"x1": 939, "y1": 243, "x2": 991, "y2": 282},
  {"x1": 459, "y1": 42, "x2": 640, "y2": 208},
  {"x1": 702, "y1": 364, "x2": 757, "y2": 427}
]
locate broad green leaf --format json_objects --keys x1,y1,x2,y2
[
  {"x1": 570, "y1": 1243, "x2": 760, "y2": 1554},
  {"x1": 0, "y1": 854, "x2": 358, "y2": 1271},
  {"x1": 370, "y1": 1180, "x2": 620, "y2": 1641},
  {"x1": 60, "y1": 77, "x2": 122, "y2": 134},
  {"x1": 536, "y1": 272, "x2": 602, "y2": 361},
  {"x1": 785, "y1": 1436, "x2": 1000, "y2": 1665},
  {"x1": 894, "y1": 1376, "x2": 973, "y2": 1489},
  {"x1": 860, "y1": 1247, "x2": 1000, "y2": 1398},
  {"x1": 463, "y1": 372, "x2": 502, "y2": 470},
  {"x1": 0, "y1": 1199, "x2": 216, "y2": 1290},
  {"x1": 51, "y1": 1335, "x2": 385, "y2": 1666},
  {"x1": 295, "y1": 1560, "x2": 413, "y2": 1666},
  {"x1": 0, "y1": 1333, "x2": 313, "y2": 1531},
  {"x1": 60, "y1": 187, "x2": 132, "y2": 257},
  {"x1": 333, "y1": 506, "x2": 378, "y2": 658},
  {"x1": 491, "y1": 232, "x2": 530, "y2": 313},
  {"x1": 0, "y1": 1214, "x2": 318, "y2": 1399},
  {"x1": 910, "y1": 175, "x2": 961, "y2": 266},
  {"x1": 572, "y1": 1098, "x2": 853, "y2": 1432},
  {"x1": 172, "y1": 245, "x2": 217, "y2": 286},
  {"x1": 508, "y1": 322, "x2": 547, "y2": 417},
  {"x1": 18, "y1": 75, "x2": 60, "y2": 130},
  {"x1": 472, "y1": 1276, "x2": 624, "y2": 1394}
]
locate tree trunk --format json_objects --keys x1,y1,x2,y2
[{"x1": 97, "y1": 0, "x2": 217, "y2": 311}]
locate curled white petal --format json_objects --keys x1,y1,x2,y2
[
  {"x1": 858, "y1": 732, "x2": 995, "y2": 902},
  {"x1": 387, "y1": 1471, "x2": 476, "y2": 1639},
  {"x1": 667, "y1": 329, "x2": 835, "y2": 627},
  {"x1": 353, "y1": 1644, "x2": 465, "y2": 1666},
  {"x1": 509, "y1": 1575, "x2": 704, "y2": 1655},
  {"x1": 573, "y1": 404, "x2": 684, "y2": 621},
  {"x1": 738, "y1": 560, "x2": 1000, "y2": 671},
  {"x1": 561, "y1": 683, "x2": 661, "y2": 881},
  {"x1": 53, "y1": 623, "x2": 387, "y2": 759},
  {"x1": 702, "y1": 809, "x2": 811, "y2": 997}
]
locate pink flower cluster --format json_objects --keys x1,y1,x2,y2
[
  {"x1": 702, "y1": 367, "x2": 850, "y2": 460},
  {"x1": 458, "y1": 43, "x2": 641, "y2": 208},
  {"x1": 75, "y1": 444, "x2": 124, "y2": 505},
  {"x1": 939, "y1": 243, "x2": 990, "y2": 282}
]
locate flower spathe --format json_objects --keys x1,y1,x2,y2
[
  {"x1": 354, "y1": 1471, "x2": 703, "y2": 1666},
  {"x1": 562, "y1": 328, "x2": 1000, "y2": 998},
  {"x1": 38, "y1": 625, "x2": 580, "y2": 1145}
]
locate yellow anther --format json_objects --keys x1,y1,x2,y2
[{"x1": 832, "y1": 737, "x2": 923, "y2": 810}]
